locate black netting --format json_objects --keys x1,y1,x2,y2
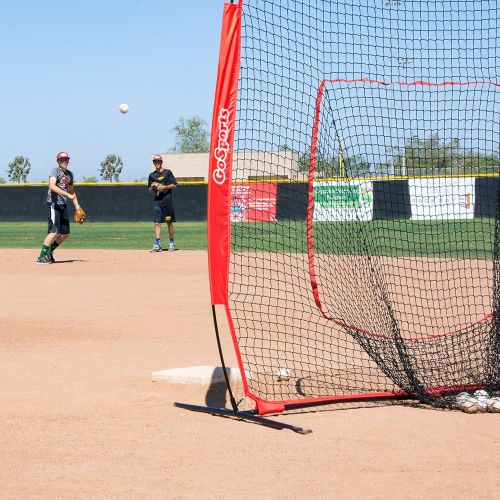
[{"x1": 228, "y1": 0, "x2": 499, "y2": 409}]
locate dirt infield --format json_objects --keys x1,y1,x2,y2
[{"x1": 0, "y1": 249, "x2": 499, "y2": 498}]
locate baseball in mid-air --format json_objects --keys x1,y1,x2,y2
[{"x1": 119, "y1": 103, "x2": 129, "y2": 114}]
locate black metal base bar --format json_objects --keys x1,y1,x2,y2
[{"x1": 174, "y1": 402, "x2": 312, "y2": 434}]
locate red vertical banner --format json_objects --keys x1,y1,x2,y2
[{"x1": 207, "y1": 2, "x2": 242, "y2": 305}]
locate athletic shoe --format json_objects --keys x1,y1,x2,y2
[
  {"x1": 50, "y1": 253, "x2": 55, "y2": 263},
  {"x1": 36, "y1": 254, "x2": 52, "y2": 265},
  {"x1": 169, "y1": 243, "x2": 175, "y2": 252},
  {"x1": 152, "y1": 244, "x2": 162, "y2": 252}
]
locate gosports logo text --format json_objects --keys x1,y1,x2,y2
[{"x1": 212, "y1": 107, "x2": 230, "y2": 185}]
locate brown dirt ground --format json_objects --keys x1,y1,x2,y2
[{"x1": 0, "y1": 249, "x2": 499, "y2": 499}]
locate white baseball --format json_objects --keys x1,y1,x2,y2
[
  {"x1": 473, "y1": 390, "x2": 490, "y2": 412},
  {"x1": 455, "y1": 392, "x2": 470, "y2": 405},
  {"x1": 119, "y1": 103, "x2": 129, "y2": 114},
  {"x1": 456, "y1": 396, "x2": 480, "y2": 414},
  {"x1": 276, "y1": 368, "x2": 292, "y2": 381},
  {"x1": 473, "y1": 389, "x2": 489, "y2": 399},
  {"x1": 487, "y1": 397, "x2": 500, "y2": 413}
]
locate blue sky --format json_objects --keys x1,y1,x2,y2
[
  {"x1": 0, "y1": 0, "x2": 224, "y2": 181},
  {"x1": 2, "y1": 1, "x2": 496, "y2": 182}
]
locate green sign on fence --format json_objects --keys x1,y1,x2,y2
[{"x1": 315, "y1": 184, "x2": 361, "y2": 208}]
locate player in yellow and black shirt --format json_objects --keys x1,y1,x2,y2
[{"x1": 148, "y1": 154, "x2": 177, "y2": 252}]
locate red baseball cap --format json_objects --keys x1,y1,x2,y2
[
  {"x1": 152, "y1": 155, "x2": 163, "y2": 162},
  {"x1": 56, "y1": 152, "x2": 70, "y2": 161}
]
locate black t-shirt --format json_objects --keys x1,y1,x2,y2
[{"x1": 148, "y1": 169, "x2": 177, "y2": 207}]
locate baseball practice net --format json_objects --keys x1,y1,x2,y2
[{"x1": 207, "y1": 0, "x2": 499, "y2": 415}]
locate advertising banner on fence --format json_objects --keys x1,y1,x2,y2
[
  {"x1": 409, "y1": 177, "x2": 475, "y2": 220},
  {"x1": 231, "y1": 183, "x2": 277, "y2": 222},
  {"x1": 313, "y1": 180, "x2": 373, "y2": 221}
]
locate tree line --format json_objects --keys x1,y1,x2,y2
[
  {"x1": 5, "y1": 123, "x2": 497, "y2": 183},
  {"x1": 298, "y1": 134, "x2": 499, "y2": 178},
  {"x1": 1, "y1": 116, "x2": 210, "y2": 183}
]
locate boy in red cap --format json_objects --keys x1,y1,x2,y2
[
  {"x1": 36, "y1": 152, "x2": 82, "y2": 264},
  {"x1": 148, "y1": 154, "x2": 177, "y2": 252}
]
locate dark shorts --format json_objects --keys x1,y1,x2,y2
[
  {"x1": 47, "y1": 203, "x2": 70, "y2": 234},
  {"x1": 153, "y1": 205, "x2": 176, "y2": 224}
]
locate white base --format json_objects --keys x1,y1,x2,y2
[{"x1": 152, "y1": 365, "x2": 242, "y2": 385}]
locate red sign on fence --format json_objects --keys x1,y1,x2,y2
[{"x1": 231, "y1": 183, "x2": 277, "y2": 222}]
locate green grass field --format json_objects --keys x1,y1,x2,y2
[
  {"x1": 0, "y1": 222, "x2": 208, "y2": 250},
  {"x1": 232, "y1": 219, "x2": 496, "y2": 258},
  {"x1": 0, "y1": 219, "x2": 495, "y2": 258}
]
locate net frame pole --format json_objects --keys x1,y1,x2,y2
[
  {"x1": 173, "y1": 0, "x2": 311, "y2": 433},
  {"x1": 173, "y1": 402, "x2": 312, "y2": 434}
]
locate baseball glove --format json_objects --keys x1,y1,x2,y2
[
  {"x1": 73, "y1": 207, "x2": 87, "y2": 224},
  {"x1": 150, "y1": 182, "x2": 159, "y2": 191}
]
